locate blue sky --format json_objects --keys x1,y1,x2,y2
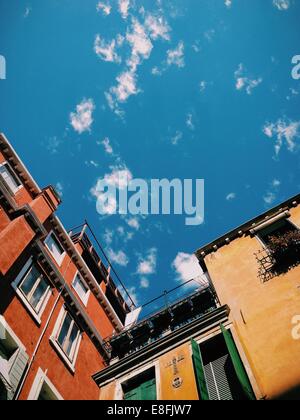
[{"x1": 0, "y1": 0, "x2": 300, "y2": 310}]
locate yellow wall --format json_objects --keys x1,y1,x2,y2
[
  {"x1": 99, "y1": 342, "x2": 199, "y2": 400},
  {"x1": 158, "y1": 343, "x2": 199, "y2": 400},
  {"x1": 204, "y1": 206, "x2": 300, "y2": 399}
]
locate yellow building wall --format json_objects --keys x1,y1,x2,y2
[
  {"x1": 99, "y1": 342, "x2": 199, "y2": 400},
  {"x1": 158, "y1": 343, "x2": 199, "y2": 401},
  {"x1": 204, "y1": 206, "x2": 300, "y2": 399}
]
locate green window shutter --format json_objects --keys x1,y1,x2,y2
[
  {"x1": 220, "y1": 324, "x2": 256, "y2": 400},
  {"x1": 191, "y1": 339, "x2": 209, "y2": 400},
  {"x1": 141, "y1": 379, "x2": 157, "y2": 400},
  {"x1": 125, "y1": 379, "x2": 157, "y2": 401}
]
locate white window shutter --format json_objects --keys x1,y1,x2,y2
[{"x1": 7, "y1": 349, "x2": 29, "y2": 400}]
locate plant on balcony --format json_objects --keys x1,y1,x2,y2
[{"x1": 268, "y1": 230, "x2": 300, "y2": 270}]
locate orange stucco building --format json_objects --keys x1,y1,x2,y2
[{"x1": 0, "y1": 132, "x2": 131, "y2": 400}]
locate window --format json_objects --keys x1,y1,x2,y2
[
  {"x1": 122, "y1": 368, "x2": 157, "y2": 401},
  {"x1": 0, "y1": 316, "x2": 29, "y2": 400},
  {"x1": 44, "y1": 232, "x2": 65, "y2": 266},
  {"x1": 192, "y1": 329, "x2": 255, "y2": 400},
  {"x1": 0, "y1": 162, "x2": 22, "y2": 194},
  {"x1": 28, "y1": 368, "x2": 63, "y2": 400},
  {"x1": 12, "y1": 259, "x2": 52, "y2": 323},
  {"x1": 50, "y1": 308, "x2": 82, "y2": 371},
  {"x1": 258, "y1": 219, "x2": 298, "y2": 248},
  {"x1": 72, "y1": 272, "x2": 90, "y2": 306}
]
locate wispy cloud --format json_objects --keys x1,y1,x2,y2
[
  {"x1": 119, "y1": 0, "x2": 130, "y2": 19},
  {"x1": 273, "y1": 0, "x2": 290, "y2": 11},
  {"x1": 263, "y1": 179, "x2": 281, "y2": 206},
  {"x1": 94, "y1": 35, "x2": 122, "y2": 63},
  {"x1": 55, "y1": 182, "x2": 64, "y2": 197},
  {"x1": 24, "y1": 7, "x2": 31, "y2": 18},
  {"x1": 186, "y1": 113, "x2": 195, "y2": 131},
  {"x1": 263, "y1": 118, "x2": 300, "y2": 155},
  {"x1": 101, "y1": 137, "x2": 114, "y2": 155},
  {"x1": 137, "y1": 248, "x2": 157, "y2": 275},
  {"x1": 171, "y1": 131, "x2": 183, "y2": 145},
  {"x1": 96, "y1": 1, "x2": 111, "y2": 16},
  {"x1": 108, "y1": 248, "x2": 129, "y2": 266},
  {"x1": 145, "y1": 14, "x2": 171, "y2": 41},
  {"x1": 140, "y1": 277, "x2": 150, "y2": 289},
  {"x1": 70, "y1": 98, "x2": 95, "y2": 134},
  {"x1": 234, "y1": 64, "x2": 262, "y2": 95},
  {"x1": 224, "y1": 0, "x2": 233, "y2": 8},
  {"x1": 167, "y1": 41, "x2": 185, "y2": 68},
  {"x1": 226, "y1": 192, "x2": 236, "y2": 201},
  {"x1": 172, "y1": 252, "x2": 203, "y2": 284}
]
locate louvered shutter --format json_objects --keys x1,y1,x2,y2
[
  {"x1": 7, "y1": 349, "x2": 29, "y2": 400},
  {"x1": 191, "y1": 339, "x2": 209, "y2": 400},
  {"x1": 204, "y1": 355, "x2": 234, "y2": 400}
]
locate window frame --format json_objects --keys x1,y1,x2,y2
[
  {"x1": 27, "y1": 368, "x2": 63, "y2": 400},
  {"x1": 44, "y1": 231, "x2": 66, "y2": 267},
  {"x1": 11, "y1": 259, "x2": 52, "y2": 325},
  {"x1": 50, "y1": 306, "x2": 82, "y2": 373},
  {"x1": 71, "y1": 271, "x2": 90, "y2": 306},
  {"x1": 0, "y1": 161, "x2": 23, "y2": 194},
  {"x1": 255, "y1": 218, "x2": 300, "y2": 249}
]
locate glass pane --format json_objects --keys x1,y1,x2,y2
[
  {"x1": 73, "y1": 274, "x2": 88, "y2": 300},
  {"x1": 20, "y1": 265, "x2": 40, "y2": 298},
  {"x1": 45, "y1": 234, "x2": 64, "y2": 262},
  {"x1": 57, "y1": 313, "x2": 72, "y2": 349},
  {"x1": 0, "y1": 164, "x2": 21, "y2": 192},
  {"x1": 66, "y1": 323, "x2": 80, "y2": 358},
  {"x1": 30, "y1": 276, "x2": 48, "y2": 310}
]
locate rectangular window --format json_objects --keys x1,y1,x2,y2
[
  {"x1": 12, "y1": 260, "x2": 52, "y2": 323},
  {"x1": 72, "y1": 272, "x2": 90, "y2": 306},
  {"x1": 56, "y1": 312, "x2": 81, "y2": 362},
  {"x1": 258, "y1": 219, "x2": 298, "y2": 248},
  {"x1": 0, "y1": 162, "x2": 22, "y2": 194},
  {"x1": 44, "y1": 232, "x2": 65, "y2": 266},
  {"x1": 122, "y1": 368, "x2": 157, "y2": 401}
]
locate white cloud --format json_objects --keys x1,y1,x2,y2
[
  {"x1": 186, "y1": 113, "x2": 195, "y2": 131},
  {"x1": 91, "y1": 165, "x2": 133, "y2": 215},
  {"x1": 140, "y1": 277, "x2": 150, "y2": 289},
  {"x1": 24, "y1": 7, "x2": 31, "y2": 18},
  {"x1": 226, "y1": 192, "x2": 236, "y2": 201},
  {"x1": 204, "y1": 29, "x2": 216, "y2": 42},
  {"x1": 94, "y1": 35, "x2": 121, "y2": 63},
  {"x1": 263, "y1": 179, "x2": 281, "y2": 206},
  {"x1": 127, "y1": 286, "x2": 139, "y2": 306},
  {"x1": 172, "y1": 252, "x2": 203, "y2": 284},
  {"x1": 263, "y1": 118, "x2": 300, "y2": 155},
  {"x1": 101, "y1": 137, "x2": 114, "y2": 155},
  {"x1": 126, "y1": 19, "x2": 153, "y2": 71},
  {"x1": 171, "y1": 131, "x2": 183, "y2": 145},
  {"x1": 224, "y1": 0, "x2": 232, "y2": 8},
  {"x1": 119, "y1": 0, "x2": 130, "y2": 19},
  {"x1": 199, "y1": 80, "x2": 207, "y2": 92},
  {"x1": 145, "y1": 14, "x2": 171, "y2": 41},
  {"x1": 107, "y1": 70, "x2": 139, "y2": 110},
  {"x1": 70, "y1": 99, "x2": 95, "y2": 134},
  {"x1": 126, "y1": 217, "x2": 140, "y2": 230},
  {"x1": 273, "y1": 0, "x2": 290, "y2": 11},
  {"x1": 108, "y1": 248, "x2": 129, "y2": 266},
  {"x1": 96, "y1": 1, "x2": 111, "y2": 16},
  {"x1": 234, "y1": 64, "x2": 262, "y2": 95},
  {"x1": 137, "y1": 248, "x2": 157, "y2": 275},
  {"x1": 103, "y1": 229, "x2": 113, "y2": 245},
  {"x1": 167, "y1": 41, "x2": 185, "y2": 68},
  {"x1": 85, "y1": 160, "x2": 99, "y2": 168},
  {"x1": 55, "y1": 182, "x2": 63, "y2": 197}
]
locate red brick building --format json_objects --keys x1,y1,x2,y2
[{"x1": 0, "y1": 133, "x2": 131, "y2": 400}]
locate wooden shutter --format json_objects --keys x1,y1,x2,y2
[
  {"x1": 7, "y1": 349, "x2": 29, "y2": 400},
  {"x1": 220, "y1": 324, "x2": 255, "y2": 400},
  {"x1": 125, "y1": 378, "x2": 157, "y2": 401},
  {"x1": 191, "y1": 339, "x2": 209, "y2": 400}
]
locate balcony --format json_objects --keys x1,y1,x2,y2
[
  {"x1": 69, "y1": 222, "x2": 132, "y2": 324},
  {"x1": 255, "y1": 230, "x2": 300, "y2": 282}
]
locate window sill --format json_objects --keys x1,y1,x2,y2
[
  {"x1": 49, "y1": 338, "x2": 76, "y2": 374},
  {"x1": 14, "y1": 289, "x2": 42, "y2": 326}
]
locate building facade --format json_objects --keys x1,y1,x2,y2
[
  {"x1": 94, "y1": 195, "x2": 300, "y2": 401},
  {"x1": 0, "y1": 133, "x2": 131, "y2": 400},
  {"x1": 2, "y1": 132, "x2": 300, "y2": 400}
]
